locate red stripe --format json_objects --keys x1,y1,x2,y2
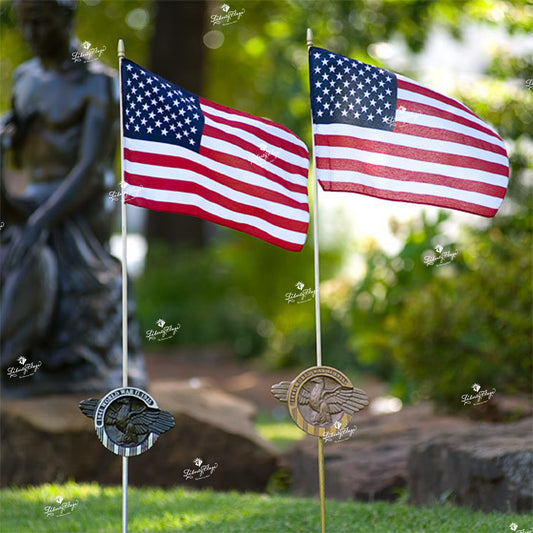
[
  {"x1": 124, "y1": 148, "x2": 308, "y2": 211},
  {"x1": 315, "y1": 134, "x2": 509, "y2": 177},
  {"x1": 124, "y1": 147, "x2": 308, "y2": 196},
  {"x1": 398, "y1": 78, "x2": 479, "y2": 122},
  {"x1": 318, "y1": 181, "x2": 498, "y2": 217},
  {"x1": 315, "y1": 156, "x2": 507, "y2": 198},
  {"x1": 124, "y1": 195, "x2": 306, "y2": 251},
  {"x1": 393, "y1": 121, "x2": 507, "y2": 158},
  {"x1": 398, "y1": 98, "x2": 501, "y2": 143},
  {"x1": 199, "y1": 97, "x2": 305, "y2": 146},
  {"x1": 202, "y1": 106, "x2": 309, "y2": 160},
  {"x1": 124, "y1": 171, "x2": 309, "y2": 233},
  {"x1": 203, "y1": 123, "x2": 308, "y2": 179}
]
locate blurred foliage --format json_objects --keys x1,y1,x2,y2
[
  {"x1": 134, "y1": 226, "x2": 346, "y2": 363},
  {"x1": 2, "y1": 1, "x2": 531, "y2": 410},
  {"x1": 390, "y1": 209, "x2": 532, "y2": 407}
]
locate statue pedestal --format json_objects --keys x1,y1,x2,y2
[{"x1": 0, "y1": 380, "x2": 278, "y2": 490}]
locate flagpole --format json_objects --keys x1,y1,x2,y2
[
  {"x1": 117, "y1": 38, "x2": 129, "y2": 533},
  {"x1": 307, "y1": 27, "x2": 326, "y2": 533}
]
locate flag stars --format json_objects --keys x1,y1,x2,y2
[{"x1": 122, "y1": 60, "x2": 204, "y2": 151}]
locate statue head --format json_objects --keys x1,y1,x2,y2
[{"x1": 14, "y1": 0, "x2": 77, "y2": 60}]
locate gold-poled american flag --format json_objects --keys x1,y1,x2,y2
[{"x1": 309, "y1": 46, "x2": 509, "y2": 217}]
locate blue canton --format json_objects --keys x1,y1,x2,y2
[
  {"x1": 121, "y1": 59, "x2": 204, "y2": 152},
  {"x1": 309, "y1": 47, "x2": 397, "y2": 132}
]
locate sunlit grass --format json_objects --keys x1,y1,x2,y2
[
  {"x1": 253, "y1": 411, "x2": 306, "y2": 450},
  {"x1": 0, "y1": 482, "x2": 527, "y2": 533}
]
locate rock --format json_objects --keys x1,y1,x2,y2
[
  {"x1": 0, "y1": 380, "x2": 278, "y2": 491},
  {"x1": 408, "y1": 417, "x2": 533, "y2": 513},
  {"x1": 283, "y1": 403, "x2": 474, "y2": 501}
]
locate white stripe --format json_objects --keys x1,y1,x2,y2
[
  {"x1": 201, "y1": 102, "x2": 308, "y2": 151},
  {"x1": 127, "y1": 185, "x2": 307, "y2": 245},
  {"x1": 124, "y1": 161, "x2": 309, "y2": 222},
  {"x1": 316, "y1": 168, "x2": 502, "y2": 209},
  {"x1": 395, "y1": 110, "x2": 507, "y2": 152},
  {"x1": 125, "y1": 137, "x2": 309, "y2": 194},
  {"x1": 124, "y1": 139, "x2": 308, "y2": 203},
  {"x1": 314, "y1": 138, "x2": 508, "y2": 188},
  {"x1": 203, "y1": 114, "x2": 309, "y2": 169},
  {"x1": 314, "y1": 123, "x2": 507, "y2": 167},
  {"x1": 397, "y1": 75, "x2": 491, "y2": 130},
  {"x1": 202, "y1": 134, "x2": 308, "y2": 188}
]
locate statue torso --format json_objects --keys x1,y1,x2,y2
[{"x1": 12, "y1": 58, "x2": 118, "y2": 184}]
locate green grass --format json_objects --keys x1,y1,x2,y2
[
  {"x1": 0, "y1": 482, "x2": 528, "y2": 533},
  {"x1": 253, "y1": 411, "x2": 306, "y2": 451}
]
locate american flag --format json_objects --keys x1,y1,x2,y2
[
  {"x1": 309, "y1": 47, "x2": 509, "y2": 217},
  {"x1": 121, "y1": 59, "x2": 310, "y2": 251}
]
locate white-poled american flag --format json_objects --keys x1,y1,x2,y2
[
  {"x1": 309, "y1": 47, "x2": 509, "y2": 217},
  {"x1": 121, "y1": 59, "x2": 310, "y2": 251}
]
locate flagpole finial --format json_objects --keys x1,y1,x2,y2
[
  {"x1": 118, "y1": 39, "x2": 125, "y2": 58},
  {"x1": 306, "y1": 28, "x2": 313, "y2": 48}
]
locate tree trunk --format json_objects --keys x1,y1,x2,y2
[{"x1": 146, "y1": 0, "x2": 208, "y2": 247}]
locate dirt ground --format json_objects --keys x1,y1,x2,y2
[{"x1": 144, "y1": 347, "x2": 388, "y2": 414}]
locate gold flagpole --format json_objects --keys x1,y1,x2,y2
[
  {"x1": 307, "y1": 27, "x2": 326, "y2": 533},
  {"x1": 117, "y1": 38, "x2": 129, "y2": 533}
]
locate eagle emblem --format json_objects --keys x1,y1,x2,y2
[
  {"x1": 271, "y1": 366, "x2": 368, "y2": 437},
  {"x1": 79, "y1": 387, "x2": 174, "y2": 456}
]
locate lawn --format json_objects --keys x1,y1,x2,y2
[{"x1": 0, "y1": 482, "x2": 528, "y2": 533}]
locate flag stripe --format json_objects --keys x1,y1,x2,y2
[
  {"x1": 315, "y1": 142, "x2": 505, "y2": 187},
  {"x1": 316, "y1": 167, "x2": 501, "y2": 208},
  {"x1": 123, "y1": 156, "x2": 309, "y2": 216},
  {"x1": 315, "y1": 156, "x2": 507, "y2": 198},
  {"x1": 315, "y1": 133, "x2": 508, "y2": 176},
  {"x1": 124, "y1": 185, "x2": 307, "y2": 250},
  {"x1": 397, "y1": 76, "x2": 481, "y2": 123},
  {"x1": 124, "y1": 153, "x2": 308, "y2": 211},
  {"x1": 200, "y1": 98, "x2": 309, "y2": 157},
  {"x1": 124, "y1": 174, "x2": 309, "y2": 231},
  {"x1": 121, "y1": 58, "x2": 309, "y2": 252},
  {"x1": 318, "y1": 180, "x2": 499, "y2": 217},
  {"x1": 201, "y1": 104, "x2": 309, "y2": 162},
  {"x1": 124, "y1": 139, "x2": 308, "y2": 200},
  {"x1": 317, "y1": 122, "x2": 507, "y2": 166},
  {"x1": 393, "y1": 108, "x2": 506, "y2": 153},
  {"x1": 394, "y1": 120, "x2": 508, "y2": 158},
  {"x1": 309, "y1": 46, "x2": 509, "y2": 217},
  {"x1": 202, "y1": 123, "x2": 309, "y2": 184},
  {"x1": 397, "y1": 97, "x2": 499, "y2": 142}
]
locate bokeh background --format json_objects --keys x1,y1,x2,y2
[{"x1": 1, "y1": 0, "x2": 531, "y2": 413}]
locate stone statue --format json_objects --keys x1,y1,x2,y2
[{"x1": 0, "y1": 0, "x2": 146, "y2": 396}]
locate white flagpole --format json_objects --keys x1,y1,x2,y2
[
  {"x1": 307, "y1": 28, "x2": 326, "y2": 533},
  {"x1": 117, "y1": 38, "x2": 129, "y2": 533}
]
